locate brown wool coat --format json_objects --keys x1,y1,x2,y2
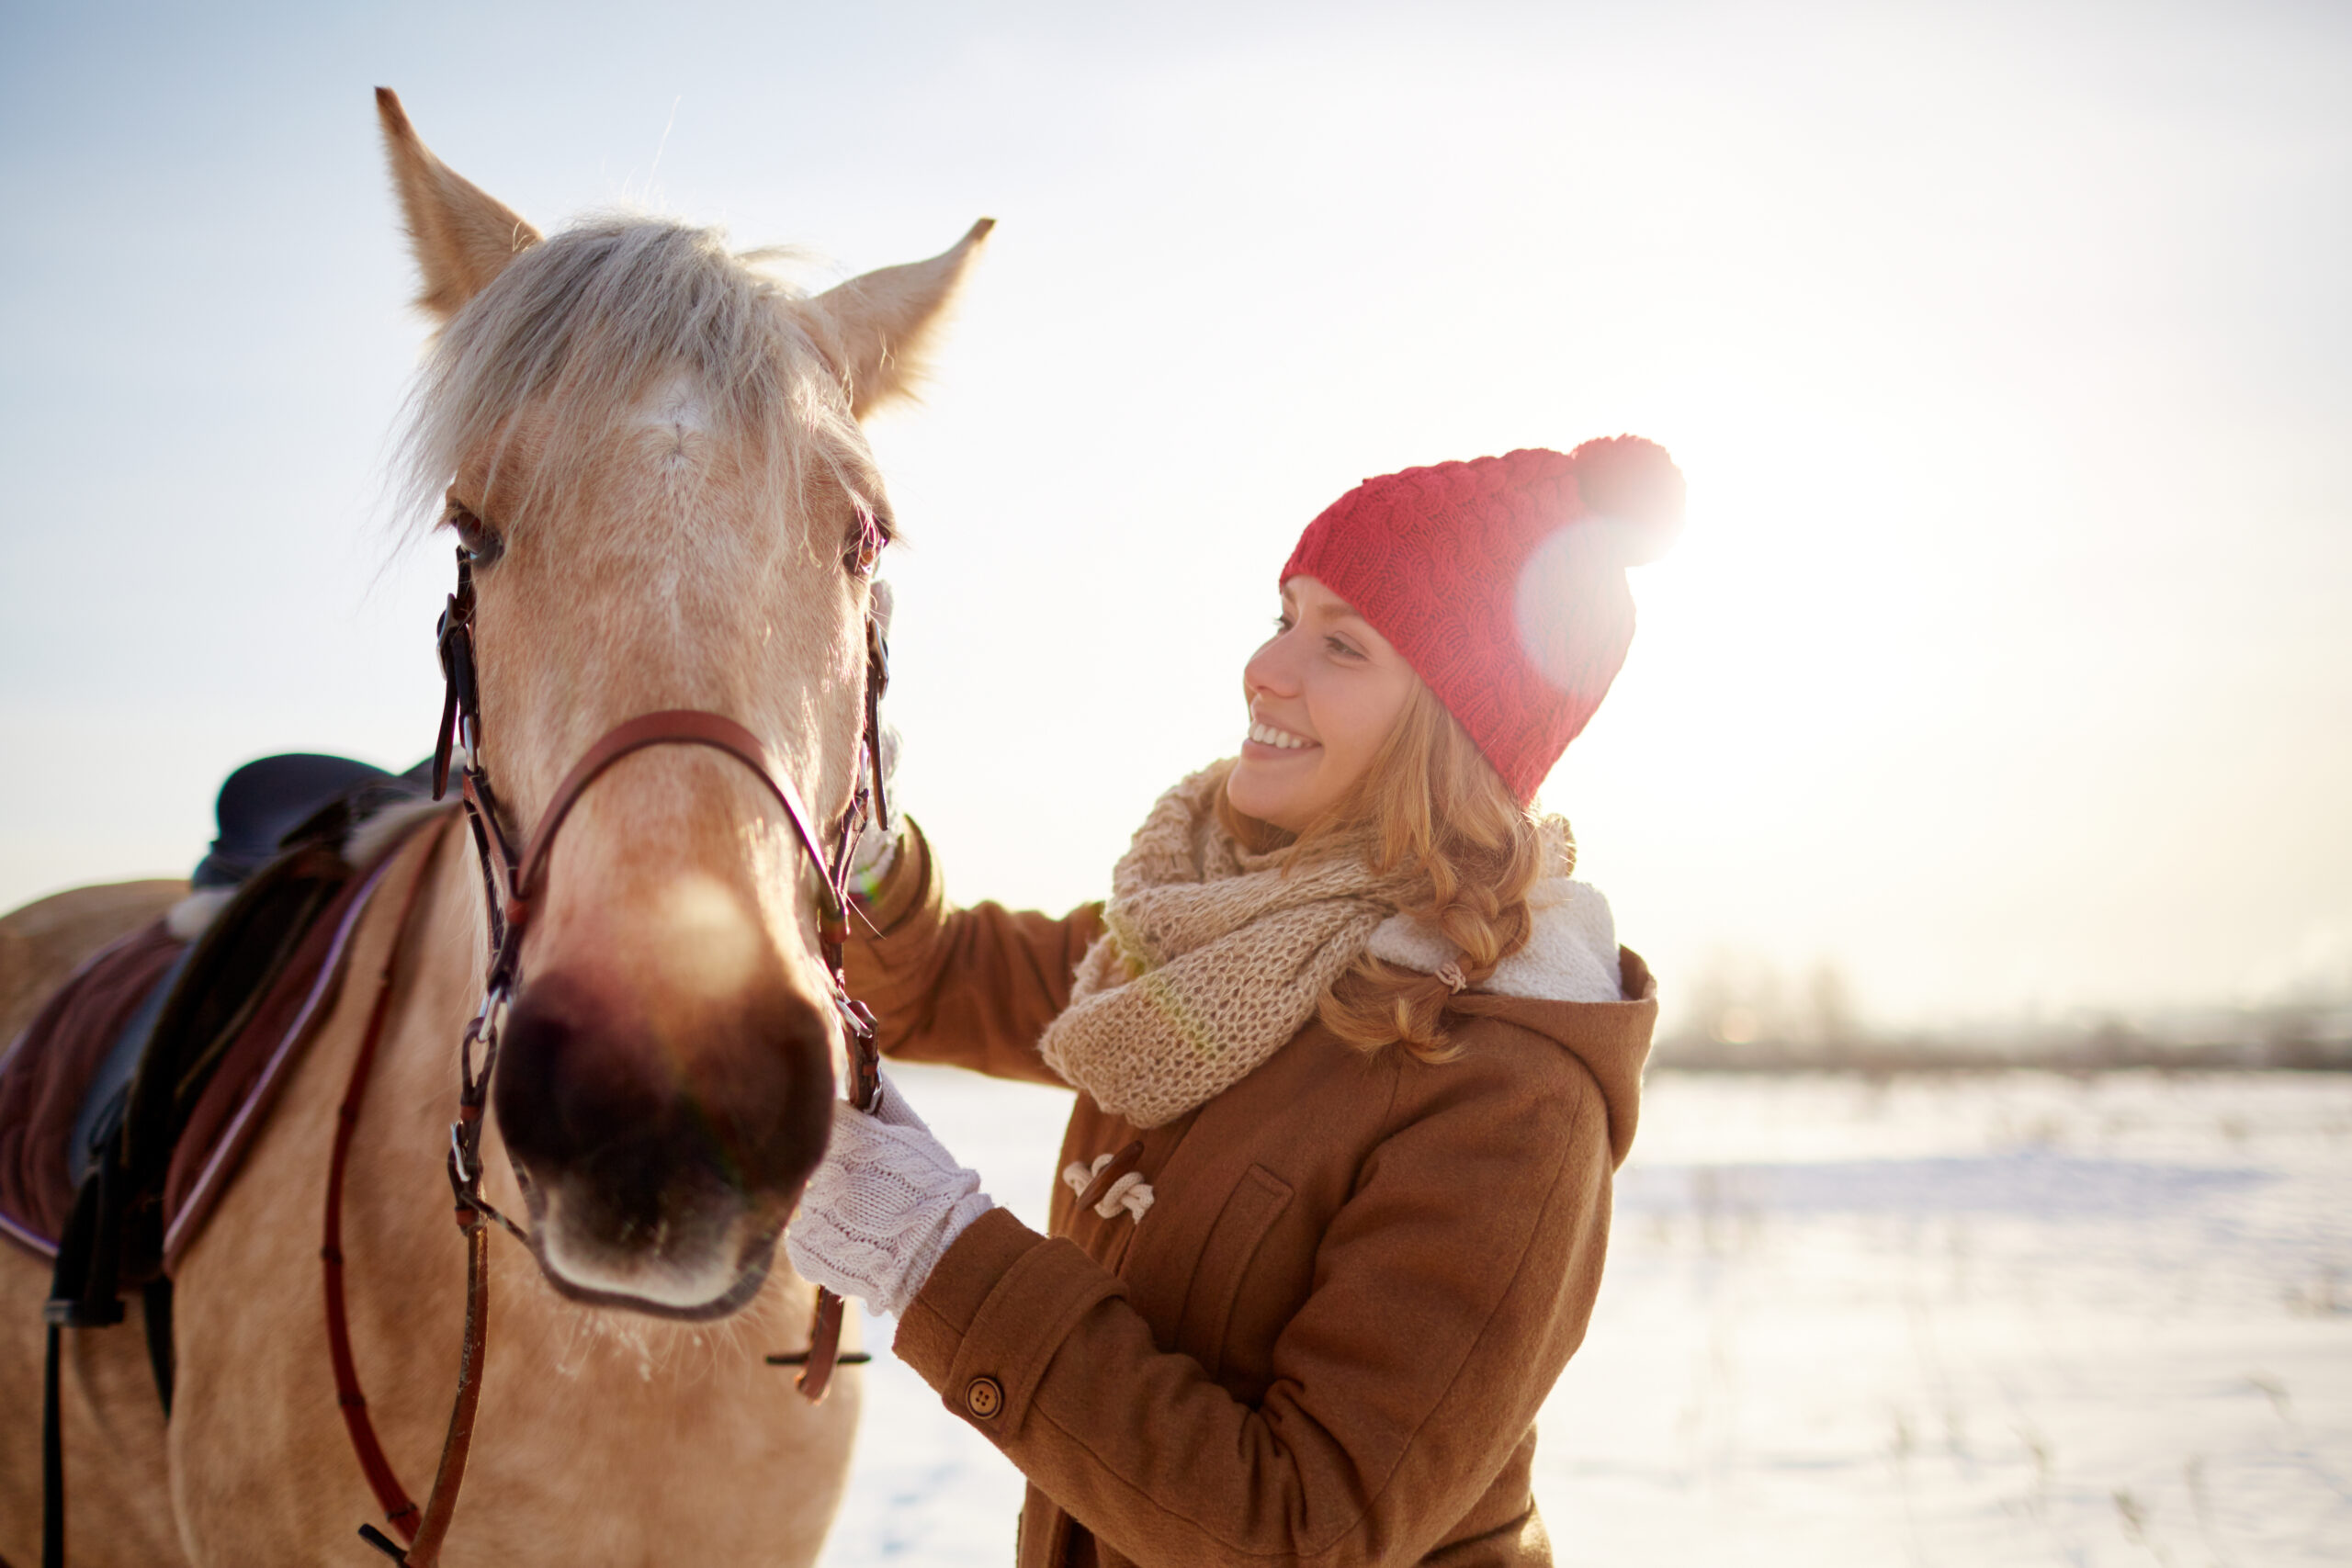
[{"x1": 845, "y1": 825, "x2": 1657, "y2": 1568}]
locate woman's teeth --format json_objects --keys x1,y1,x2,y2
[{"x1": 1249, "y1": 721, "x2": 1314, "y2": 750}]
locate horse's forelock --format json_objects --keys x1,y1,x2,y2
[{"x1": 396, "y1": 215, "x2": 865, "y2": 550}]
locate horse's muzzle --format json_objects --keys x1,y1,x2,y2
[{"x1": 491, "y1": 964, "x2": 834, "y2": 1318}]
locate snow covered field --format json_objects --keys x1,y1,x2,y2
[{"x1": 818, "y1": 1069, "x2": 2352, "y2": 1566}]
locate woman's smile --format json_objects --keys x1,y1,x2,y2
[{"x1": 1243, "y1": 717, "x2": 1319, "y2": 754}]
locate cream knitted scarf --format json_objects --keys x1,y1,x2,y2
[{"x1": 1038, "y1": 763, "x2": 1413, "y2": 1129}]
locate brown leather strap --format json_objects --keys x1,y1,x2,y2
[
  {"x1": 796, "y1": 1291, "x2": 847, "y2": 1401},
  {"x1": 334, "y1": 813, "x2": 505, "y2": 1565},
  {"x1": 401, "y1": 1215, "x2": 491, "y2": 1566},
  {"x1": 514, "y1": 711, "x2": 837, "y2": 929},
  {"x1": 323, "y1": 817, "x2": 454, "y2": 1545}
]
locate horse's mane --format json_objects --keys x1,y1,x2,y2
[{"x1": 396, "y1": 216, "x2": 860, "y2": 543}]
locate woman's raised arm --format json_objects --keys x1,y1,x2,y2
[{"x1": 844, "y1": 819, "x2": 1103, "y2": 1085}]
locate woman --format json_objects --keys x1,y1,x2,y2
[{"x1": 786, "y1": 437, "x2": 1683, "y2": 1568}]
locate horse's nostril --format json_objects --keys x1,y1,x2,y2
[{"x1": 493, "y1": 967, "x2": 835, "y2": 1226}]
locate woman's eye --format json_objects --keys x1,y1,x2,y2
[
  {"x1": 444, "y1": 502, "x2": 504, "y2": 565},
  {"x1": 1273, "y1": 614, "x2": 1295, "y2": 633},
  {"x1": 1325, "y1": 637, "x2": 1360, "y2": 658}
]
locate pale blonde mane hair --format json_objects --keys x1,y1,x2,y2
[
  {"x1": 395, "y1": 216, "x2": 868, "y2": 544},
  {"x1": 1220, "y1": 682, "x2": 1575, "y2": 1063}
]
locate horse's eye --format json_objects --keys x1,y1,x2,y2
[
  {"x1": 445, "y1": 500, "x2": 505, "y2": 566},
  {"x1": 844, "y1": 499, "x2": 888, "y2": 579}
]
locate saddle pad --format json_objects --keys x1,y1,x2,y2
[
  {"x1": 161, "y1": 845, "x2": 400, "y2": 1265},
  {"x1": 0, "y1": 836, "x2": 411, "y2": 1269},
  {"x1": 0, "y1": 923, "x2": 186, "y2": 1255}
]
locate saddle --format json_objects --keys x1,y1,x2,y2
[{"x1": 0, "y1": 753, "x2": 438, "y2": 1403}]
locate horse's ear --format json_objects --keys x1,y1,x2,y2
[
  {"x1": 799, "y1": 220, "x2": 994, "y2": 419},
  {"x1": 375, "y1": 87, "x2": 543, "y2": 321}
]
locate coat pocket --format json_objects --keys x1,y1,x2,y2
[{"x1": 1175, "y1": 1163, "x2": 1294, "y2": 1379}]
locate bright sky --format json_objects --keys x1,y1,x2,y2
[{"x1": 3, "y1": 1, "x2": 2346, "y2": 1032}]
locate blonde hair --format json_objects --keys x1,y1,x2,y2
[{"x1": 1218, "y1": 682, "x2": 1574, "y2": 1062}]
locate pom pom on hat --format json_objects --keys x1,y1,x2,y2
[
  {"x1": 1566, "y1": 434, "x2": 1686, "y2": 565},
  {"x1": 1280, "y1": 436, "x2": 1684, "y2": 803}
]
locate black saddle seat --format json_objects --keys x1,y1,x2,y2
[{"x1": 191, "y1": 753, "x2": 431, "y2": 890}]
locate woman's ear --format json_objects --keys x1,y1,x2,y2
[
  {"x1": 796, "y1": 220, "x2": 993, "y2": 420},
  {"x1": 376, "y1": 87, "x2": 544, "y2": 321}
]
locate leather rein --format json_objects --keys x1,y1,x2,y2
[{"x1": 337, "y1": 547, "x2": 888, "y2": 1565}]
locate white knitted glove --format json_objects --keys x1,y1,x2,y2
[{"x1": 785, "y1": 1071, "x2": 992, "y2": 1318}]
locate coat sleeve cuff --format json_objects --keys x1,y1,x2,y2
[
  {"x1": 893, "y1": 1206, "x2": 1126, "y2": 1436},
  {"x1": 853, "y1": 816, "x2": 939, "y2": 936}
]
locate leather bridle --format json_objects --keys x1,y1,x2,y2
[{"x1": 345, "y1": 546, "x2": 889, "y2": 1564}]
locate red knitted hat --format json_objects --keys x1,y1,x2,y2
[{"x1": 1280, "y1": 437, "x2": 1685, "y2": 804}]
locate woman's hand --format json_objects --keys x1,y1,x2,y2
[{"x1": 785, "y1": 1068, "x2": 993, "y2": 1317}]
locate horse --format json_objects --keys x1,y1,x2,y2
[{"x1": 0, "y1": 87, "x2": 989, "y2": 1565}]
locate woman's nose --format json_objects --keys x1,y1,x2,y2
[{"x1": 1242, "y1": 635, "x2": 1298, "y2": 702}]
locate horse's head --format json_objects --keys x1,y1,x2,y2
[{"x1": 379, "y1": 89, "x2": 987, "y2": 1319}]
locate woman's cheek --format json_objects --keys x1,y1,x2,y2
[{"x1": 1321, "y1": 704, "x2": 1376, "y2": 791}]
